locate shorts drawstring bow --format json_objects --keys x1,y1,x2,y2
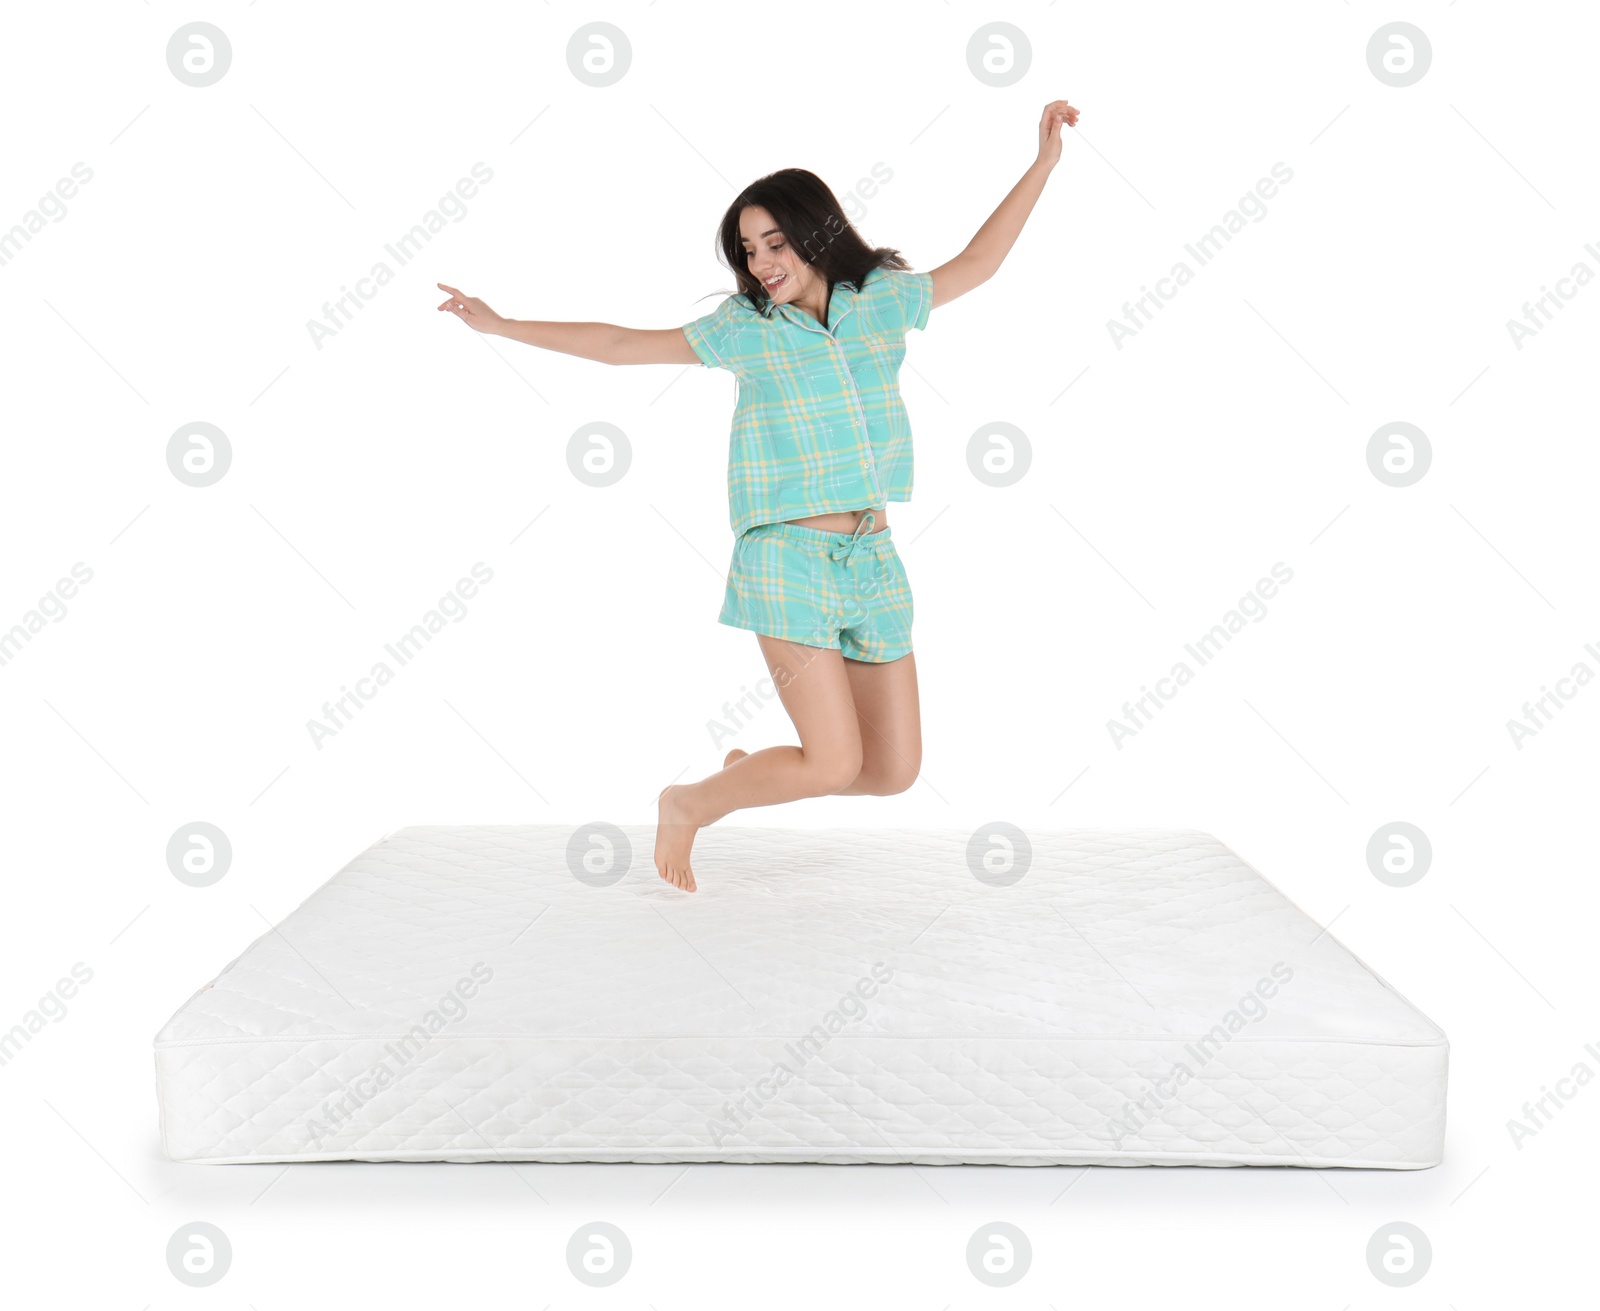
[{"x1": 829, "y1": 512, "x2": 876, "y2": 568}]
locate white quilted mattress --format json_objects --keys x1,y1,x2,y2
[{"x1": 153, "y1": 825, "x2": 1448, "y2": 1168}]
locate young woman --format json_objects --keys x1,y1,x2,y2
[{"x1": 439, "y1": 99, "x2": 1079, "y2": 891}]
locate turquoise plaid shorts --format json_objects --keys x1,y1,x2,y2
[{"x1": 718, "y1": 513, "x2": 914, "y2": 662}]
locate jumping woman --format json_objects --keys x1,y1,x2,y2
[{"x1": 439, "y1": 99, "x2": 1080, "y2": 891}]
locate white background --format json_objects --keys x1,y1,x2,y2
[{"x1": 2, "y1": 0, "x2": 1595, "y2": 1305}]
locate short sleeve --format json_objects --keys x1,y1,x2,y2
[
  {"x1": 681, "y1": 297, "x2": 738, "y2": 369},
  {"x1": 877, "y1": 268, "x2": 933, "y2": 336}
]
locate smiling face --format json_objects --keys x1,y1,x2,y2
[{"x1": 738, "y1": 205, "x2": 816, "y2": 305}]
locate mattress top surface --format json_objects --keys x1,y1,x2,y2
[{"x1": 155, "y1": 825, "x2": 1445, "y2": 1048}]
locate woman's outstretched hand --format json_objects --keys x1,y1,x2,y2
[
  {"x1": 436, "y1": 282, "x2": 508, "y2": 335},
  {"x1": 1035, "y1": 99, "x2": 1081, "y2": 171}
]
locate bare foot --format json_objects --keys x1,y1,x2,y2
[
  {"x1": 655, "y1": 784, "x2": 703, "y2": 892},
  {"x1": 723, "y1": 748, "x2": 748, "y2": 768}
]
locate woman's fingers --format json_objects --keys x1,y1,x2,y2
[
  {"x1": 1040, "y1": 103, "x2": 1079, "y2": 138},
  {"x1": 435, "y1": 284, "x2": 500, "y2": 333},
  {"x1": 436, "y1": 282, "x2": 475, "y2": 319}
]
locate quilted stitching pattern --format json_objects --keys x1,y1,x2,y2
[{"x1": 153, "y1": 826, "x2": 1448, "y2": 1167}]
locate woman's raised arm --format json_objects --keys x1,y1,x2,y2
[
  {"x1": 436, "y1": 282, "x2": 699, "y2": 366},
  {"x1": 927, "y1": 99, "x2": 1079, "y2": 310}
]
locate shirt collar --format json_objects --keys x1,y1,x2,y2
[{"x1": 764, "y1": 277, "x2": 860, "y2": 334}]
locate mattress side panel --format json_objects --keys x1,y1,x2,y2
[{"x1": 154, "y1": 1034, "x2": 1447, "y2": 1168}]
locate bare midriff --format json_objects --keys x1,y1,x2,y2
[{"x1": 783, "y1": 507, "x2": 888, "y2": 534}]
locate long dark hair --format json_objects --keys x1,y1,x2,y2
[{"x1": 707, "y1": 168, "x2": 911, "y2": 317}]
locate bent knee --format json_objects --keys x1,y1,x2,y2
[
  {"x1": 872, "y1": 762, "x2": 921, "y2": 796},
  {"x1": 888, "y1": 763, "x2": 921, "y2": 795},
  {"x1": 802, "y1": 744, "x2": 864, "y2": 795}
]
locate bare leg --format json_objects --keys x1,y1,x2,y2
[
  {"x1": 654, "y1": 635, "x2": 865, "y2": 891},
  {"x1": 835, "y1": 651, "x2": 922, "y2": 796},
  {"x1": 700, "y1": 658, "x2": 918, "y2": 805}
]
